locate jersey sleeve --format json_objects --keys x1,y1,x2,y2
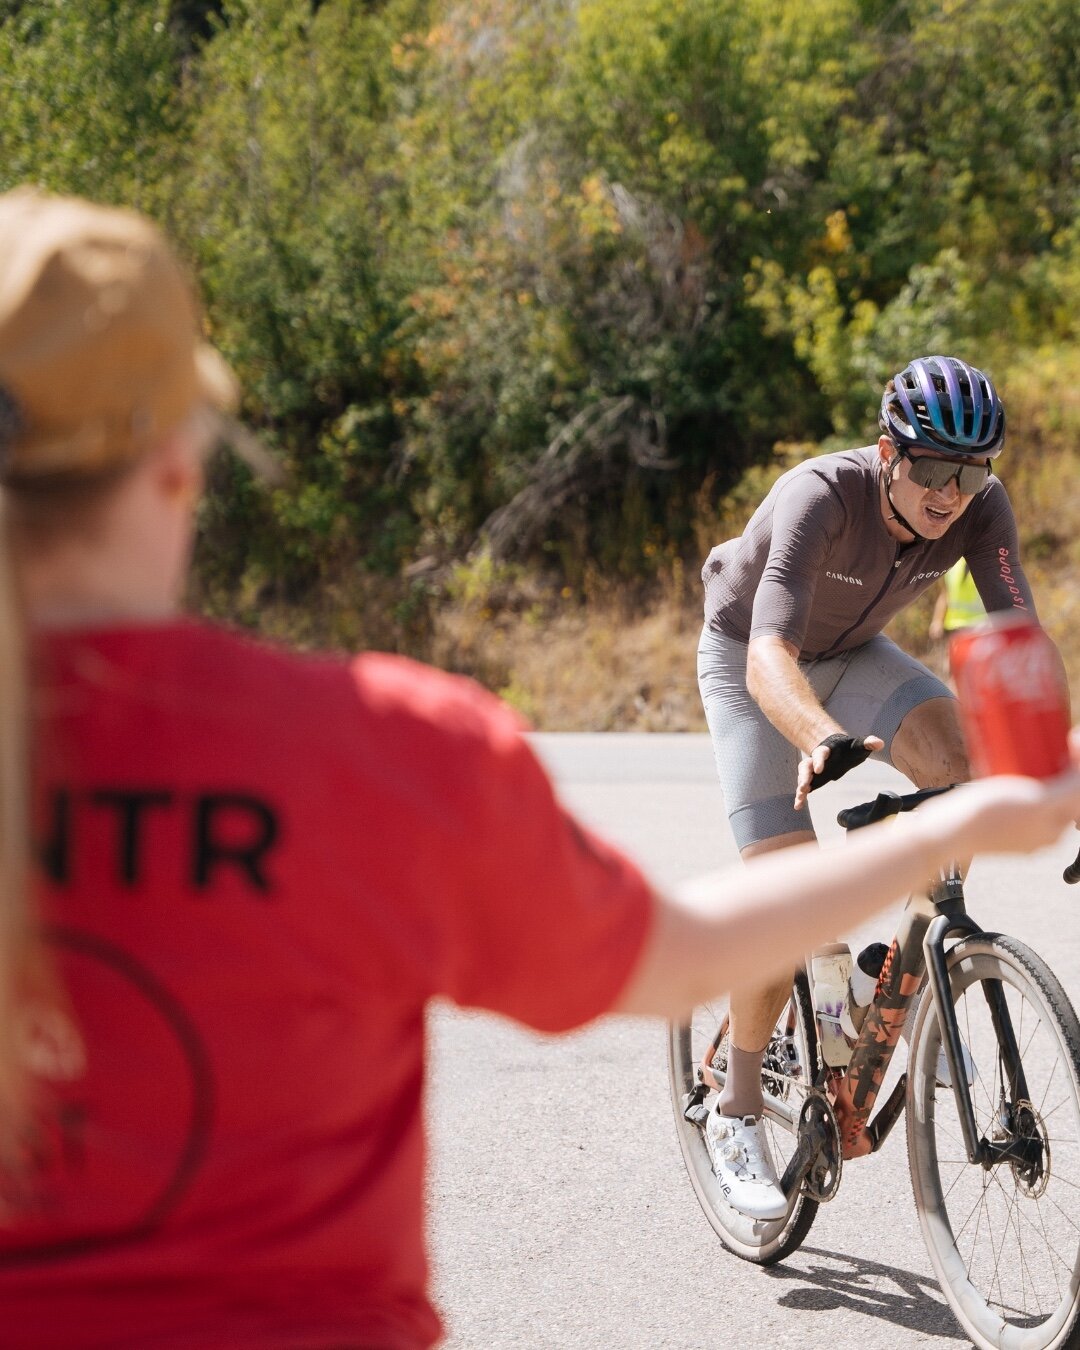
[
  {"x1": 963, "y1": 480, "x2": 1037, "y2": 617},
  {"x1": 748, "y1": 471, "x2": 847, "y2": 649}
]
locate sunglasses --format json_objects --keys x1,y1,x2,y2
[{"x1": 896, "y1": 447, "x2": 992, "y2": 495}]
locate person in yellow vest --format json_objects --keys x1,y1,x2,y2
[{"x1": 929, "y1": 557, "x2": 986, "y2": 641}]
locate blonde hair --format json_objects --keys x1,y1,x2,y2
[{"x1": 0, "y1": 464, "x2": 142, "y2": 1133}]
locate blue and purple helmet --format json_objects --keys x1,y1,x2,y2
[{"x1": 879, "y1": 355, "x2": 1005, "y2": 459}]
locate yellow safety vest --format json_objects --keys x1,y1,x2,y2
[{"x1": 943, "y1": 560, "x2": 984, "y2": 631}]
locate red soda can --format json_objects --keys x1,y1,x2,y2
[{"x1": 949, "y1": 611, "x2": 1070, "y2": 778}]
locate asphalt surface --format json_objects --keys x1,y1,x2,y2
[{"x1": 427, "y1": 735, "x2": 1080, "y2": 1350}]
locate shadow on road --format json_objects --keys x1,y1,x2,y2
[{"x1": 763, "y1": 1245, "x2": 966, "y2": 1341}]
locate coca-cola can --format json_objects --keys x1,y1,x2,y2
[{"x1": 949, "y1": 611, "x2": 1070, "y2": 779}]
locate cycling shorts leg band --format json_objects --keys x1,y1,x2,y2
[{"x1": 726, "y1": 795, "x2": 808, "y2": 851}]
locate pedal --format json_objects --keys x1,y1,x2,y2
[{"x1": 682, "y1": 1083, "x2": 710, "y2": 1126}]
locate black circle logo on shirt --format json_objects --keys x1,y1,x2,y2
[{"x1": 0, "y1": 927, "x2": 214, "y2": 1263}]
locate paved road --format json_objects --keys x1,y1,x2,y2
[{"x1": 428, "y1": 735, "x2": 1080, "y2": 1350}]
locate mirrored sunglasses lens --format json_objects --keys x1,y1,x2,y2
[
  {"x1": 907, "y1": 457, "x2": 988, "y2": 493},
  {"x1": 906, "y1": 458, "x2": 950, "y2": 488},
  {"x1": 958, "y1": 464, "x2": 990, "y2": 493}
]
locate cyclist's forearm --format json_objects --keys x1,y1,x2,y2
[{"x1": 746, "y1": 635, "x2": 842, "y2": 752}]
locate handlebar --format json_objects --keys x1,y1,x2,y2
[
  {"x1": 836, "y1": 784, "x2": 955, "y2": 832},
  {"x1": 840, "y1": 786, "x2": 1080, "y2": 885}
]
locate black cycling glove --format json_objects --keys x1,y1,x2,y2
[{"x1": 807, "y1": 733, "x2": 872, "y2": 792}]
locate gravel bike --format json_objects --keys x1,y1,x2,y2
[{"x1": 668, "y1": 783, "x2": 1080, "y2": 1350}]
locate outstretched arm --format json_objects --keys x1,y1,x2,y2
[{"x1": 615, "y1": 747, "x2": 1080, "y2": 1020}]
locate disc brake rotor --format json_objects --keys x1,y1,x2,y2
[{"x1": 1010, "y1": 1100, "x2": 1051, "y2": 1199}]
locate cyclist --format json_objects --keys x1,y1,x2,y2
[
  {"x1": 697, "y1": 354, "x2": 1071, "y2": 1220},
  {"x1": 1, "y1": 195, "x2": 1078, "y2": 1348}
]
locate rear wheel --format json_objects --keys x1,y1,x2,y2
[
  {"x1": 908, "y1": 934, "x2": 1080, "y2": 1349},
  {"x1": 667, "y1": 969, "x2": 820, "y2": 1264}
]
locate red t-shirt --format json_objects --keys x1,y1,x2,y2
[{"x1": 0, "y1": 622, "x2": 653, "y2": 1349}]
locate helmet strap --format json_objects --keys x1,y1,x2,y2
[{"x1": 883, "y1": 455, "x2": 927, "y2": 544}]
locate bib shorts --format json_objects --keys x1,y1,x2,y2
[{"x1": 697, "y1": 625, "x2": 953, "y2": 850}]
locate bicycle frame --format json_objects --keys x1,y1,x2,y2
[
  {"x1": 690, "y1": 781, "x2": 1062, "y2": 1186},
  {"x1": 829, "y1": 869, "x2": 973, "y2": 1160},
  {"x1": 691, "y1": 872, "x2": 996, "y2": 1153},
  {"x1": 829, "y1": 866, "x2": 1038, "y2": 1170}
]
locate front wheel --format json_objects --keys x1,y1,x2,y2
[
  {"x1": 667, "y1": 969, "x2": 820, "y2": 1265},
  {"x1": 907, "y1": 934, "x2": 1080, "y2": 1350}
]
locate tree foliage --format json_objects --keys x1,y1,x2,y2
[{"x1": 0, "y1": 0, "x2": 1077, "y2": 621}]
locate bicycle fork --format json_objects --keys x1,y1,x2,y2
[{"x1": 923, "y1": 915, "x2": 1041, "y2": 1171}]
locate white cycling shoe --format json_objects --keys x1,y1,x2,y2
[{"x1": 705, "y1": 1111, "x2": 789, "y2": 1221}]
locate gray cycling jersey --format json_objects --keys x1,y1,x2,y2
[{"x1": 702, "y1": 446, "x2": 1034, "y2": 660}]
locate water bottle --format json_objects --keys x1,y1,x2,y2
[
  {"x1": 811, "y1": 942, "x2": 853, "y2": 1068},
  {"x1": 840, "y1": 942, "x2": 889, "y2": 1041}
]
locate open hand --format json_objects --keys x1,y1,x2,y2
[{"x1": 795, "y1": 734, "x2": 885, "y2": 811}]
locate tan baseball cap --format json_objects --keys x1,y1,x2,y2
[{"x1": 0, "y1": 188, "x2": 276, "y2": 484}]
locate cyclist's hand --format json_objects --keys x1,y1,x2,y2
[{"x1": 794, "y1": 733, "x2": 885, "y2": 811}]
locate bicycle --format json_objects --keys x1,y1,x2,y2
[{"x1": 668, "y1": 782, "x2": 1080, "y2": 1350}]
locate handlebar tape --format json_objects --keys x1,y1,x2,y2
[
  {"x1": 836, "y1": 790, "x2": 902, "y2": 832},
  {"x1": 837, "y1": 784, "x2": 955, "y2": 832},
  {"x1": 1065, "y1": 849, "x2": 1080, "y2": 885},
  {"x1": 808, "y1": 734, "x2": 873, "y2": 792}
]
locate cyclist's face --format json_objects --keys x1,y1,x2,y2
[{"x1": 877, "y1": 436, "x2": 981, "y2": 540}]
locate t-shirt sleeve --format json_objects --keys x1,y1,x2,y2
[
  {"x1": 748, "y1": 472, "x2": 846, "y2": 649},
  {"x1": 964, "y1": 480, "x2": 1037, "y2": 618},
  {"x1": 435, "y1": 712, "x2": 655, "y2": 1032},
  {"x1": 351, "y1": 659, "x2": 655, "y2": 1034}
]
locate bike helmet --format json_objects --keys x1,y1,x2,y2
[{"x1": 879, "y1": 355, "x2": 1005, "y2": 458}]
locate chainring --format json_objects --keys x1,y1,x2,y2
[{"x1": 799, "y1": 1092, "x2": 843, "y2": 1202}]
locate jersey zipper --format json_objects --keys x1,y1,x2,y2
[{"x1": 810, "y1": 541, "x2": 913, "y2": 661}]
